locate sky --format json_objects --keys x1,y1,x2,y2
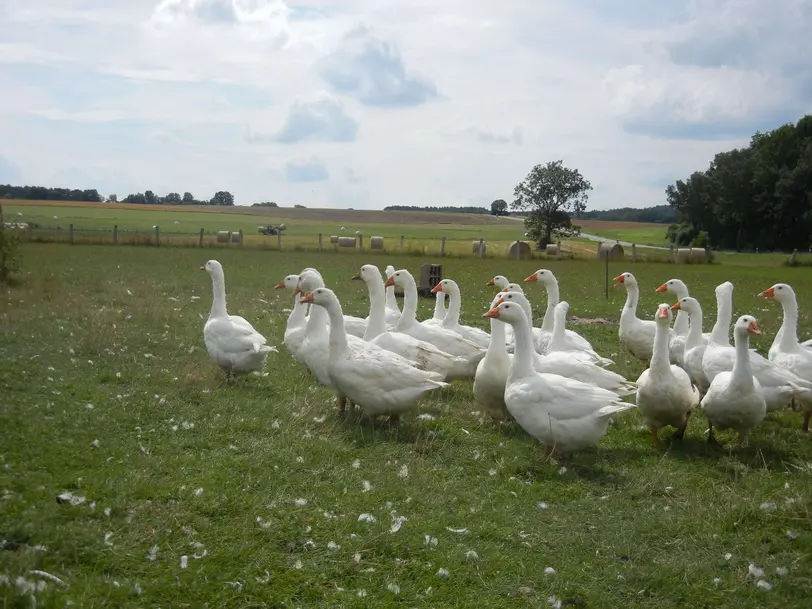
[{"x1": 0, "y1": 0, "x2": 810, "y2": 210}]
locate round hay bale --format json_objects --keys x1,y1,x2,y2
[
  {"x1": 472, "y1": 240, "x2": 486, "y2": 255},
  {"x1": 370, "y1": 236, "x2": 384, "y2": 250},
  {"x1": 508, "y1": 241, "x2": 531, "y2": 259},
  {"x1": 330, "y1": 235, "x2": 339, "y2": 244},
  {"x1": 690, "y1": 247, "x2": 707, "y2": 263},
  {"x1": 545, "y1": 244, "x2": 559, "y2": 256},
  {"x1": 230, "y1": 232, "x2": 242, "y2": 244},
  {"x1": 597, "y1": 242, "x2": 624, "y2": 260},
  {"x1": 676, "y1": 248, "x2": 692, "y2": 263},
  {"x1": 338, "y1": 236, "x2": 357, "y2": 248},
  {"x1": 216, "y1": 231, "x2": 230, "y2": 243}
]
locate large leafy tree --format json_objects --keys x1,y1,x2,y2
[
  {"x1": 511, "y1": 160, "x2": 591, "y2": 247},
  {"x1": 211, "y1": 191, "x2": 235, "y2": 206},
  {"x1": 490, "y1": 199, "x2": 508, "y2": 216}
]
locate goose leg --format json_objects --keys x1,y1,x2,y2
[
  {"x1": 803, "y1": 410, "x2": 811, "y2": 433},
  {"x1": 671, "y1": 410, "x2": 692, "y2": 441},
  {"x1": 337, "y1": 396, "x2": 347, "y2": 414},
  {"x1": 707, "y1": 421, "x2": 723, "y2": 448},
  {"x1": 389, "y1": 413, "x2": 400, "y2": 425},
  {"x1": 649, "y1": 425, "x2": 661, "y2": 447}
]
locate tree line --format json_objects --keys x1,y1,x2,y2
[
  {"x1": 666, "y1": 114, "x2": 812, "y2": 251},
  {"x1": 582, "y1": 204, "x2": 677, "y2": 224},
  {"x1": 384, "y1": 205, "x2": 489, "y2": 214},
  {"x1": 117, "y1": 191, "x2": 234, "y2": 206},
  {"x1": 1, "y1": 184, "x2": 102, "y2": 202}
]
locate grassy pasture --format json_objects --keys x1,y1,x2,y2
[{"x1": 2, "y1": 246, "x2": 812, "y2": 607}]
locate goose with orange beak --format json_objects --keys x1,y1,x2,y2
[
  {"x1": 634, "y1": 304, "x2": 700, "y2": 445},
  {"x1": 758, "y1": 283, "x2": 812, "y2": 431},
  {"x1": 615, "y1": 271, "x2": 673, "y2": 362},
  {"x1": 654, "y1": 278, "x2": 710, "y2": 365},
  {"x1": 276, "y1": 273, "x2": 309, "y2": 363},
  {"x1": 523, "y1": 269, "x2": 596, "y2": 355},
  {"x1": 431, "y1": 279, "x2": 490, "y2": 347},
  {"x1": 482, "y1": 299, "x2": 635, "y2": 458},
  {"x1": 671, "y1": 297, "x2": 711, "y2": 395},
  {"x1": 700, "y1": 315, "x2": 767, "y2": 445}
]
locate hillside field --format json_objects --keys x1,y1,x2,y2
[{"x1": 1, "y1": 244, "x2": 811, "y2": 607}]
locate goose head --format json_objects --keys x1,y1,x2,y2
[
  {"x1": 671, "y1": 296, "x2": 701, "y2": 316},
  {"x1": 352, "y1": 264, "x2": 383, "y2": 284},
  {"x1": 275, "y1": 274, "x2": 300, "y2": 290},
  {"x1": 613, "y1": 271, "x2": 637, "y2": 288},
  {"x1": 523, "y1": 269, "x2": 554, "y2": 284},
  {"x1": 431, "y1": 279, "x2": 460, "y2": 296},
  {"x1": 734, "y1": 314, "x2": 760, "y2": 336},
  {"x1": 483, "y1": 301, "x2": 526, "y2": 326},
  {"x1": 295, "y1": 270, "x2": 325, "y2": 296},
  {"x1": 385, "y1": 265, "x2": 396, "y2": 279},
  {"x1": 654, "y1": 302, "x2": 672, "y2": 324},
  {"x1": 497, "y1": 290, "x2": 531, "y2": 309},
  {"x1": 384, "y1": 269, "x2": 412, "y2": 288},
  {"x1": 487, "y1": 275, "x2": 510, "y2": 289},
  {"x1": 655, "y1": 278, "x2": 688, "y2": 297},
  {"x1": 299, "y1": 287, "x2": 337, "y2": 308},
  {"x1": 758, "y1": 283, "x2": 795, "y2": 303},
  {"x1": 200, "y1": 260, "x2": 223, "y2": 276},
  {"x1": 501, "y1": 283, "x2": 524, "y2": 294}
]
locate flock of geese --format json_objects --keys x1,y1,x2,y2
[{"x1": 199, "y1": 259, "x2": 812, "y2": 458}]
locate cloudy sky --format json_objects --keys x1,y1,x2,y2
[{"x1": 0, "y1": 0, "x2": 810, "y2": 209}]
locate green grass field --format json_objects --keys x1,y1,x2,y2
[
  {"x1": 2, "y1": 244, "x2": 811, "y2": 607},
  {"x1": 578, "y1": 226, "x2": 671, "y2": 247}
]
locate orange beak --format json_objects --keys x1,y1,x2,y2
[
  {"x1": 486, "y1": 279, "x2": 495, "y2": 286},
  {"x1": 656, "y1": 306, "x2": 669, "y2": 319},
  {"x1": 671, "y1": 301, "x2": 681, "y2": 311},
  {"x1": 482, "y1": 306, "x2": 500, "y2": 319},
  {"x1": 748, "y1": 321, "x2": 761, "y2": 335},
  {"x1": 523, "y1": 273, "x2": 537, "y2": 283},
  {"x1": 655, "y1": 283, "x2": 668, "y2": 293},
  {"x1": 299, "y1": 291, "x2": 314, "y2": 304},
  {"x1": 199, "y1": 265, "x2": 205, "y2": 270},
  {"x1": 501, "y1": 287, "x2": 509, "y2": 293},
  {"x1": 383, "y1": 276, "x2": 395, "y2": 288},
  {"x1": 292, "y1": 287, "x2": 302, "y2": 296},
  {"x1": 496, "y1": 297, "x2": 505, "y2": 306},
  {"x1": 430, "y1": 282, "x2": 443, "y2": 294},
  {"x1": 758, "y1": 287, "x2": 775, "y2": 299},
  {"x1": 613, "y1": 274, "x2": 625, "y2": 287},
  {"x1": 274, "y1": 281, "x2": 285, "y2": 289}
]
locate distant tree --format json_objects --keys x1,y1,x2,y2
[
  {"x1": 107, "y1": 194, "x2": 117, "y2": 203},
  {"x1": 144, "y1": 190, "x2": 158, "y2": 205},
  {"x1": 490, "y1": 199, "x2": 508, "y2": 216},
  {"x1": 123, "y1": 192, "x2": 146, "y2": 204},
  {"x1": 293, "y1": 204, "x2": 306, "y2": 209},
  {"x1": 251, "y1": 201, "x2": 279, "y2": 207},
  {"x1": 210, "y1": 191, "x2": 234, "y2": 206},
  {"x1": 511, "y1": 160, "x2": 591, "y2": 248},
  {"x1": 182, "y1": 192, "x2": 196, "y2": 204},
  {"x1": 164, "y1": 192, "x2": 181, "y2": 204}
]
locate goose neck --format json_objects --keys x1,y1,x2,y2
[
  {"x1": 507, "y1": 313, "x2": 536, "y2": 378},
  {"x1": 778, "y1": 297, "x2": 800, "y2": 351},
  {"x1": 650, "y1": 319, "x2": 672, "y2": 375},
  {"x1": 433, "y1": 292, "x2": 446, "y2": 320},
  {"x1": 323, "y1": 300, "x2": 349, "y2": 356},
  {"x1": 710, "y1": 290, "x2": 732, "y2": 346},
  {"x1": 395, "y1": 276, "x2": 418, "y2": 330},
  {"x1": 209, "y1": 270, "x2": 228, "y2": 319},
  {"x1": 363, "y1": 278, "x2": 388, "y2": 340},
  {"x1": 443, "y1": 288, "x2": 461, "y2": 326},
  {"x1": 731, "y1": 328, "x2": 754, "y2": 387},
  {"x1": 621, "y1": 282, "x2": 639, "y2": 320},
  {"x1": 540, "y1": 281, "x2": 559, "y2": 331},
  {"x1": 684, "y1": 306, "x2": 703, "y2": 350}
]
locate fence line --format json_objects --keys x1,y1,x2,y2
[{"x1": 8, "y1": 223, "x2": 706, "y2": 263}]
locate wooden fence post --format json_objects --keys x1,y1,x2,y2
[
  {"x1": 154, "y1": 225, "x2": 160, "y2": 247},
  {"x1": 69, "y1": 223, "x2": 75, "y2": 245},
  {"x1": 113, "y1": 225, "x2": 118, "y2": 245},
  {"x1": 478, "y1": 238, "x2": 484, "y2": 259},
  {"x1": 238, "y1": 229, "x2": 243, "y2": 247},
  {"x1": 198, "y1": 228, "x2": 204, "y2": 247},
  {"x1": 400, "y1": 235, "x2": 404, "y2": 253},
  {"x1": 359, "y1": 234, "x2": 364, "y2": 252},
  {"x1": 632, "y1": 243, "x2": 637, "y2": 262},
  {"x1": 277, "y1": 232, "x2": 282, "y2": 250},
  {"x1": 318, "y1": 232, "x2": 322, "y2": 252},
  {"x1": 668, "y1": 244, "x2": 675, "y2": 263},
  {"x1": 441, "y1": 237, "x2": 446, "y2": 256}
]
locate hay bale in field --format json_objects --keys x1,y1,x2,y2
[
  {"x1": 338, "y1": 236, "x2": 356, "y2": 248},
  {"x1": 677, "y1": 247, "x2": 710, "y2": 263},
  {"x1": 4, "y1": 222, "x2": 28, "y2": 230},
  {"x1": 216, "y1": 231, "x2": 231, "y2": 243},
  {"x1": 330, "y1": 235, "x2": 339, "y2": 244},
  {"x1": 370, "y1": 236, "x2": 384, "y2": 250},
  {"x1": 597, "y1": 242, "x2": 624, "y2": 260},
  {"x1": 508, "y1": 241, "x2": 531, "y2": 259},
  {"x1": 676, "y1": 248, "x2": 691, "y2": 263},
  {"x1": 545, "y1": 244, "x2": 559, "y2": 256},
  {"x1": 230, "y1": 231, "x2": 242, "y2": 244},
  {"x1": 472, "y1": 240, "x2": 486, "y2": 255}
]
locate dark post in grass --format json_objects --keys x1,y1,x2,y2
[
  {"x1": 318, "y1": 233, "x2": 322, "y2": 252},
  {"x1": 198, "y1": 228, "x2": 204, "y2": 247},
  {"x1": 277, "y1": 231, "x2": 282, "y2": 250},
  {"x1": 69, "y1": 224, "x2": 74, "y2": 245},
  {"x1": 154, "y1": 225, "x2": 160, "y2": 247},
  {"x1": 238, "y1": 229, "x2": 243, "y2": 248},
  {"x1": 400, "y1": 235, "x2": 404, "y2": 253},
  {"x1": 478, "y1": 238, "x2": 484, "y2": 259},
  {"x1": 632, "y1": 243, "x2": 637, "y2": 262},
  {"x1": 441, "y1": 237, "x2": 446, "y2": 256},
  {"x1": 604, "y1": 250, "x2": 609, "y2": 299},
  {"x1": 113, "y1": 225, "x2": 118, "y2": 245},
  {"x1": 359, "y1": 233, "x2": 364, "y2": 252}
]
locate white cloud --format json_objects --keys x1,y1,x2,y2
[{"x1": 0, "y1": 0, "x2": 809, "y2": 208}]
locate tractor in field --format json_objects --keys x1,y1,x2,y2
[{"x1": 258, "y1": 224, "x2": 286, "y2": 236}]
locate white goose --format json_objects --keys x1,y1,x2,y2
[
  {"x1": 701, "y1": 315, "x2": 767, "y2": 445},
  {"x1": 201, "y1": 260, "x2": 276, "y2": 378},
  {"x1": 655, "y1": 278, "x2": 710, "y2": 365},
  {"x1": 702, "y1": 281, "x2": 812, "y2": 412},
  {"x1": 760, "y1": 283, "x2": 812, "y2": 360},
  {"x1": 759, "y1": 283, "x2": 812, "y2": 431},
  {"x1": 421, "y1": 290, "x2": 447, "y2": 328},
  {"x1": 489, "y1": 276, "x2": 515, "y2": 346},
  {"x1": 383, "y1": 265, "x2": 401, "y2": 327},
  {"x1": 635, "y1": 303, "x2": 699, "y2": 444},
  {"x1": 386, "y1": 269, "x2": 486, "y2": 376},
  {"x1": 353, "y1": 264, "x2": 470, "y2": 381},
  {"x1": 547, "y1": 301, "x2": 615, "y2": 367},
  {"x1": 487, "y1": 275, "x2": 511, "y2": 290},
  {"x1": 300, "y1": 287, "x2": 447, "y2": 421},
  {"x1": 670, "y1": 297, "x2": 710, "y2": 396},
  {"x1": 498, "y1": 292, "x2": 633, "y2": 394},
  {"x1": 615, "y1": 271, "x2": 672, "y2": 362},
  {"x1": 275, "y1": 273, "x2": 308, "y2": 364},
  {"x1": 524, "y1": 269, "x2": 596, "y2": 355},
  {"x1": 473, "y1": 293, "x2": 512, "y2": 421},
  {"x1": 431, "y1": 279, "x2": 491, "y2": 348},
  {"x1": 483, "y1": 300, "x2": 635, "y2": 457}
]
